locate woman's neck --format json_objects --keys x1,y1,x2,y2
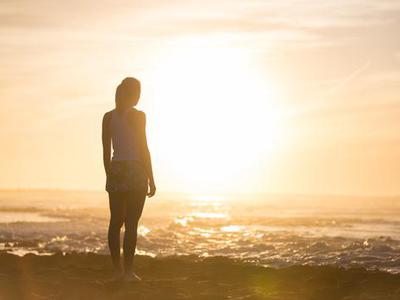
[{"x1": 115, "y1": 106, "x2": 134, "y2": 114}]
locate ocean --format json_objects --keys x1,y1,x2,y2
[{"x1": 1, "y1": 189, "x2": 399, "y2": 273}]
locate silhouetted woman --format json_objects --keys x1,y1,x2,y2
[{"x1": 102, "y1": 77, "x2": 156, "y2": 281}]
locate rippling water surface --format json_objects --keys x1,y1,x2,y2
[{"x1": 1, "y1": 190, "x2": 400, "y2": 273}]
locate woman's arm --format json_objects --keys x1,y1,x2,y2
[
  {"x1": 102, "y1": 112, "x2": 111, "y2": 176},
  {"x1": 139, "y1": 111, "x2": 156, "y2": 197}
]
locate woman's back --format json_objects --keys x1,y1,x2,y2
[{"x1": 109, "y1": 108, "x2": 141, "y2": 161}]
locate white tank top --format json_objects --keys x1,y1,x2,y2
[{"x1": 110, "y1": 109, "x2": 141, "y2": 161}]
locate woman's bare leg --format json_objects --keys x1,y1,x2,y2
[
  {"x1": 108, "y1": 192, "x2": 126, "y2": 276},
  {"x1": 123, "y1": 190, "x2": 146, "y2": 275}
]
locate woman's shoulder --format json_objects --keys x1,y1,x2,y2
[
  {"x1": 131, "y1": 108, "x2": 146, "y2": 122},
  {"x1": 132, "y1": 108, "x2": 145, "y2": 116},
  {"x1": 102, "y1": 109, "x2": 115, "y2": 123}
]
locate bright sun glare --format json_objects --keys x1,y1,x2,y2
[{"x1": 144, "y1": 41, "x2": 285, "y2": 193}]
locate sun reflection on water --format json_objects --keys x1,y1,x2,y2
[
  {"x1": 189, "y1": 212, "x2": 228, "y2": 219},
  {"x1": 190, "y1": 194, "x2": 226, "y2": 203},
  {"x1": 220, "y1": 225, "x2": 245, "y2": 232}
]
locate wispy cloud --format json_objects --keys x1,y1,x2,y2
[{"x1": 326, "y1": 60, "x2": 371, "y2": 95}]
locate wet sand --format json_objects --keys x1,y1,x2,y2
[{"x1": 1, "y1": 253, "x2": 400, "y2": 300}]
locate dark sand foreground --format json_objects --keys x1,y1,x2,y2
[{"x1": 1, "y1": 253, "x2": 400, "y2": 300}]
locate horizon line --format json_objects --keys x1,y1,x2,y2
[{"x1": 0, "y1": 187, "x2": 399, "y2": 199}]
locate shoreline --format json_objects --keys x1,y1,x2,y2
[{"x1": 1, "y1": 253, "x2": 400, "y2": 299}]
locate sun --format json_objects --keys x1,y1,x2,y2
[{"x1": 142, "y1": 41, "x2": 285, "y2": 194}]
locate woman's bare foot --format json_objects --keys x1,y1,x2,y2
[
  {"x1": 123, "y1": 272, "x2": 142, "y2": 282},
  {"x1": 111, "y1": 266, "x2": 124, "y2": 281}
]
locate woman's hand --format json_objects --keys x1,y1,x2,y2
[{"x1": 147, "y1": 181, "x2": 156, "y2": 197}]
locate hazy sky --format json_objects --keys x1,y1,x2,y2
[{"x1": 1, "y1": 0, "x2": 399, "y2": 196}]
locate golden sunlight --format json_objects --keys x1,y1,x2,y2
[
  {"x1": 145, "y1": 40, "x2": 285, "y2": 193},
  {"x1": 2, "y1": 1, "x2": 400, "y2": 298}
]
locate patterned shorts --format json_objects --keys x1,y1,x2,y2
[{"x1": 106, "y1": 160, "x2": 148, "y2": 193}]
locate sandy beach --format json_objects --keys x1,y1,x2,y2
[{"x1": 1, "y1": 253, "x2": 400, "y2": 300}]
